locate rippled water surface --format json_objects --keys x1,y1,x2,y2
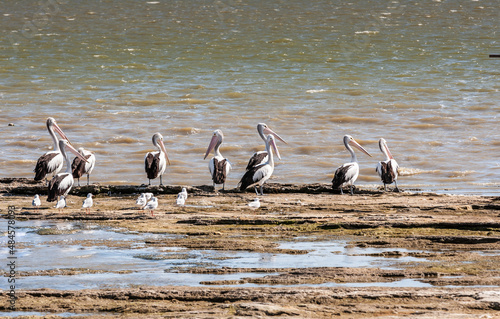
[{"x1": 1, "y1": 0, "x2": 499, "y2": 194}]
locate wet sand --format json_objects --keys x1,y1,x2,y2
[{"x1": 1, "y1": 178, "x2": 500, "y2": 318}]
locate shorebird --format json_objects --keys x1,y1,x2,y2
[
  {"x1": 239, "y1": 135, "x2": 280, "y2": 196},
  {"x1": 145, "y1": 133, "x2": 170, "y2": 186},
  {"x1": 32, "y1": 194, "x2": 41, "y2": 211},
  {"x1": 331, "y1": 135, "x2": 372, "y2": 195},
  {"x1": 55, "y1": 196, "x2": 66, "y2": 213},
  {"x1": 72, "y1": 147, "x2": 96, "y2": 186},
  {"x1": 34, "y1": 117, "x2": 72, "y2": 182},
  {"x1": 176, "y1": 188, "x2": 188, "y2": 206},
  {"x1": 245, "y1": 123, "x2": 287, "y2": 170},
  {"x1": 204, "y1": 129, "x2": 231, "y2": 190},
  {"x1": 248, "y1": 198, "x2": 261, "y2": 209},
  {"x1": 47, "y1": 139, "x2": 88, "y2": 202},
  {"x1": 82, "y1": 193, "x2": 93, "y2": 214},
  {"x1": 143, "y1": 196, "x2": 158, "y2": 216},
  {"x1": 135, "y1": 193, "x2": 148, "y2": 212},
  {"x1": 375, "y1": 138, "x2": 400, "y2": 192}
]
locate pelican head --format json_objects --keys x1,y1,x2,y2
[
  {"x1": 344, "y1": 135, "x2": 372, "y2": 157},
  {"x1": 204, "y1": 129, "x2": 224, "y2": 160},
  {"x1": 378, "y1": 138, "x2": 393, "y2": 160},
  {"x1": 47, "y1": 117, "x2": 71, "y2": 144},
  {"x1": 257, "y1": 123, "x2": 287, "y2": 144},
  {"x1": 152, "y1": 132, "x2": 170, "y2": 165},
  {"x1": 267, "y1": 134, "x2": 281, "y2": 160}
]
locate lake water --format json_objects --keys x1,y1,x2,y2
[{"x1": 1, "y1": 0, "x2": 499, "y2": 194}]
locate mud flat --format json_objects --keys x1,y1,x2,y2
[{"x1": 1, "y1": 178, "x2": 500, "y2": 318}]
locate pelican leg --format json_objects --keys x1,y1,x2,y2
[
  {"x1": 349, "y1": 185, "x2": 354, "y2": 195},
  {"x1": 394, "y1": 181, "x2": 400, "y2": 192},
  {"x1": 259, "y1": 186, "x2": 264, "y2": 196},
  {"x1": 384, "y1": 184, "x2": 387, "y2": 192},
  {"x1": 148, "y1": 179, "x2": 151, "y2": 186},
  {"x1": 77, "y1": 178, "x2": 81, "y2": 187},
  {"x1": 340, "y1": 188, "x2": 344, "y2": 195},
  {"x1": 160, "y1": 176, "x2": 163, "y2": 186},
  {"x1": 87, "y1": 174, "x2": 90, "y2": 186},
  {"x1": 254, "y1": 186, "x2": 259, "y2": 196}
]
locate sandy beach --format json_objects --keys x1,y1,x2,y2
[{"x1": 1, "y1": 178, "x2": 500, "y2": 318}]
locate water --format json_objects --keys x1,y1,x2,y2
[
  {"x1": 2, "y1": 220, "x2": 432, "y2": 290},
  {"x1": 1, "y1": 0, "x2": 499, "y2": 194}
]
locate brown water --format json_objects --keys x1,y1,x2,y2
[{"x1": 1, "y1": 0, "x2": 499, "y2": 194}]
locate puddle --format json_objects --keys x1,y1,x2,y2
[{"x1": 0, "y1": 220, "x2": 472, "y2": 290}]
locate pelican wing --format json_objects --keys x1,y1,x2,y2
[
  {"x1": 145, "y1": 152, "x2": 160, "y2": 179},
  {"x1": 72, "y1": 154, "x2": 92, "y2": 178},
  {"x1": 245, "y1": 151, "x2": 268, "y2": 171},
  {"x1": 332, "y1": 163, "x2": 357, "y2": 189},
  {"x1": 34, "y1": 152, "x2": 62, "y2": 181},
  {"x1": 47, "y1": 173, "x2": 73, "y2": 202}
]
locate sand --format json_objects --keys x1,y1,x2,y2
[{"x1": 1, "y1": 178, "x2": 499, "y2": 318}]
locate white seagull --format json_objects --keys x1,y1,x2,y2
[
  {"x1": 375, "y1": 138, "x2": 400, "y2": 192},
  {"x1": 331, "y1": 135, "x2": 372, "y2": 195},
  {"x1": 245, "y1": 123, "x2": 287, "y2": 170},
  {"x1": 34, "y1": 117, "x2": 72, "y2": 182},
  {"x1": 204, "y1": 129, "x2": 232, "y2": 190},
  {"x1": 248, "y1": 198, "x2": 261, "y2": 209},
  {"x1": 176, "y1": 188, "x2": 188, "y2": 206},
  {"x1": 55, "y1": 196, "x2": 66, "y2": 213},
  {"x1": 145, "y1": 133, "x2": 170, "y2": 186},
  {"x1": 82, "y1": 193, "x2": 93, "y2": 213},
  {"x1": 239, "y1": 135, "x2": 280, "y2": 196},
  {"x1": 143, "y1": 196, "x2": 158, "y2": 216},
  {"x1": 32, "y1": 194, "x2": 41, "y2": 211}
]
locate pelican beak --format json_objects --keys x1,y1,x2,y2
[
  {"x1": 159, "y1": 139, "x2": 171, "y2": 165},
  {"x1": 65, "y1": 142, "x2": 89, "y2": 163},
  {"x1": 384, "y1": 143, "x2": 393, "y2": 159},
  {"x1": 53, "y1": 123, "x2": 72, "y2": 145},
  {"x1": 350, "y1": 139, "x2": 372, "y2": 157},
  {"x1": 203, "y1": 134, "x2": 218, "y2": 160},
  {"x1": 270, "y1": 137, "x2": 281, "y2": 160},
  {"x1": 263, "y1": 127, "x2": 287, "y2": 145}
]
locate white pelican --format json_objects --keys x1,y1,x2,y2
[
  {"x1": 245, "y1": 123, "x2": 287, "y2": 170},
  {"x1": 47, "y1": 139, "x2": 88, "y2": 202},
  {"x1": 331, "y1": 135, "x2": 372, "y2": 195},
  {"x1": 145, "y1": 133, "x2": 170, "y2": 186},
  {"x1": 72, "y1": 148, "x2": 96, "y2": 186},
  {"x1": 204, "y1": 129, "x2": 232, "y2": 190},
  {"x1": 82, "y1": 193, "x2": 93, "y2": 213},
  {"x1": 32, "y1": 194, "x2": 41, "y2": 211},
  {"x1": 176, "y1": 187, "x2": 188, "y2": 206},
  {"x1": 375, "y1": 138, "x2": 400, "y2": 192},
  {"x1": 239, "y1": 135, "x2": 280, "y2": 196},
  {"x1": 34, "y1": 117, "x2": 72, "y2": 181},
  {"x1": 55, "y1": 196, "x2": 66, "y2": 213},
  {"x1": 143, "y1": 196, "x2": 158, "y2": 216},
  {"x1": 248, "y1": 198, "x2": 261, "y2": 209}
]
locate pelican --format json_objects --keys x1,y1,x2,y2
[
  {"x1": 47, "y1": 139, "x2": 88, "y2": 202},
  {"x1": 32, "y1": 194, "x2": 41, "y2": 211},
  {"x1": 72, "y1": 148, "x2": 96, "y2": 186},
  {"x1": 176, "y1": 188, "x2": 188, "y2": 206},
  {"x1": 82, "y1": 193, "x2": 93, "y2": 213},
  {"x1": 239, "y1": 135, "x2": 280, "y2": 196},
  {"x1": 204, "y1": 129, "x2": 232, "y2": 190},
  {"x1": 245, "y1": 123, "x2": 287, "y2": 170},
  {"x1": 145, "y1": 133, "x2": 170, "y2": 186},
  {"x1": 376, "y1": 138, "x2": 400, "y2": 192},
  {"x1": 34, "y1": 117, "x2": 72, "y2": 181},
  {"x1": 143, "y1": 196, "x2": 158, "y2": 216},
  {"x1": 331, "y1": 135, "x2": 372, "y2": 195}
]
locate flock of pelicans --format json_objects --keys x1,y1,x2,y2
[{"x1": 30, "y1": 117, "x2": 400, "y2": 213}]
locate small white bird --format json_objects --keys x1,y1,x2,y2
[
  {"x1": 82, "y1": 193, "x2": 93, "y2": 214},
  {"x1": 143, "y1": 196, "x2": 158, "y2": 216},
  {"x1": 176, "y1": 188, "x2": 188, "y2": 206},
  {"x1": 32, "y1": 194, "x2": 41, "y2": 211},
  {"x1": 248, "y1": 198, "x2": 261, "y2": 209},
  {"x1": 55, "y1": 196, "x2": 66, "y2": 213}
]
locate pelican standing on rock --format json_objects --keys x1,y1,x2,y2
[
  {"x1": 72, "y1": 147, "x2": 96, "y2": 186},
  {"x1": 245, "y1": 123, "x2": 287, "y2": 170},
  {"x1": 47, "y1": 139, "x2": 88, "y2": 202},
  {"x1": 34, "y1": 117, "x2": 72, "y2": 182},
  {"x1": 145, "y1": 133, "x2": 170, "y2": 186},
  {"x1": 204, "y1": 129, "x2": 232, "y2": 190},
  {"x1": 376, "y1": 138, "x2": 400, "y2": 192},
  {"x1": 239, "y1": 135, "x2": 280, "y2": 196},
  {"x1": 332, "y1": 135, "x2": 372, "y2": 195}
]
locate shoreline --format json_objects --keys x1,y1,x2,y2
[{"x1": 1, "y1": 178, "x2": 500, "y2": 318}]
